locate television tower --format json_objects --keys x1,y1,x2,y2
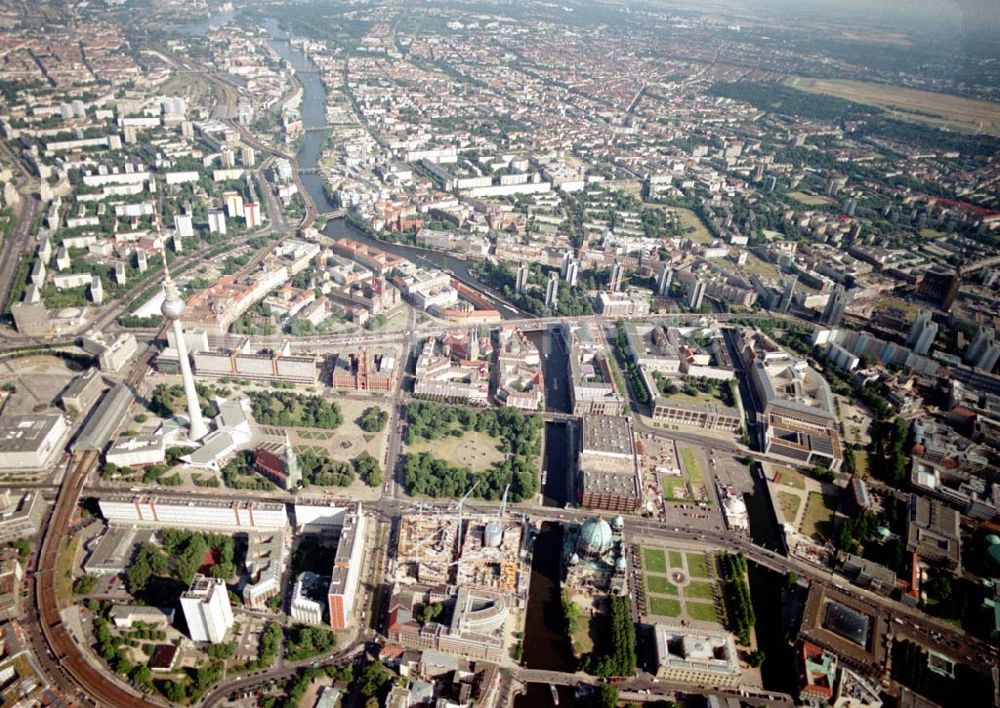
[{"x1": 155, "y1": 208, "x2": 208, "y2": 441}]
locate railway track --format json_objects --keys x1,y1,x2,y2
[
  {"x1": 36, "y1": 449, "x2": 159, "y2": 706},
  {"x1": 35, "y1": 340, "x2": 164, "y2": 706}
]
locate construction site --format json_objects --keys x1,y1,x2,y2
[
  {"x1": 392, "y1": 488, "x2": 531, "y2": 605},
  {"x1": 387, "y1": 489, "x2": 531, "y2": 664}
]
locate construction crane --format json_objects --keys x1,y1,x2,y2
[
  {"x1": 453, "y1": 479, "x2": 480, "y2": 561},
  {"x1": 395, "y1": 499, "x2": 448, "y2": 557},
  {"x1": 484, "y1": 483, "x2": 511, "y2": 550}
]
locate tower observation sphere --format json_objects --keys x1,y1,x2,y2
[{"x1": 161, "y1": 288, "x2": 186, "y2": 320}]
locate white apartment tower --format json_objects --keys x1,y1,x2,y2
[
  {"x1": 688, "y1": 279, "x2": 706, "y2": 311},
  {"x1": 907, "y1": 311, "x2": 938, "y2": 356},
  {"x1": 821, "y1": 284, "x2": 847, "y2": 327},
  {"x1": 545, "y1": 271, "x2": 559, "y2": 308},
  {"x1": 565, "y1": 260, "x2": 579, "y2": 287},
  {"x1": 208, "y1": 210, "x2": 227, "y2": 235},
  {"x1": 515, "y1": 263, "x2": 529, "y2": 294},
  {"x1": 656, "y1": 264, "x2": 673, "y2": 296},
  {"x1": 244, "y1": 202, "x2": 261, "y2": 229},
  {"x1": 609, "y1": 259, "x2": 624, "y2": 293},
  {"x1": 561, "y1": 250, "x2": 573, "y2": 278},
  {"x1": 779, "y1": 275, "x2": 797, "y2": 314},
  {"x1": 180, "y1": 574, "x2": 234, "y2": 643},
  {"x1": 224, "y1": 191, "x2": 245, "y2": 219},
  {"x1": 966, "y1": 327, "x2": 998, "y2": 372},
  {"x1": 174, "y1": 213, "x2": 194, "y2": 240}
]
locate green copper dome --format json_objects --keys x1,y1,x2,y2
[{"x1": 578, "y1": 517, "x2": 613, "y2": 557}]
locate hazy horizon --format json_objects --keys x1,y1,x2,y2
[{"x1": 632, "y1": 0, "x2": 1000, "y2": 35}]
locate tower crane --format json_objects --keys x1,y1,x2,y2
[{"x1": 453, "y1": 479, "x2": 480, "y2": 561}]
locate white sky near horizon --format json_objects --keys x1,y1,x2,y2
[{"x1": 638, "y1": 0, "x2": 1000, "y2": 33}]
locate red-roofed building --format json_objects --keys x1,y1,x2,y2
[
  {"x1": 148, "y1": 644, "x2": 179, "y2": 672},
  {"x1": 253, "y1": 436, "x2": 300, "y2": 490},
  {"x1": 798, "y1": 641, "x2": 836, "y2": 702}
]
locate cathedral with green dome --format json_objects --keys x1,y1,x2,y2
[{"x1": 562, "y1": 515, "x2": 628, "y2": 595}]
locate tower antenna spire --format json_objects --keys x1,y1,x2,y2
[
  {"x1": 156, "y1": 200, "x2": 207, "y2": 441},
  {"x1": 152, "y1": 200, "x2": 173, "y2": 283}
]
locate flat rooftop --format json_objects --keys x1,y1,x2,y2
[
  {"x1": 654, "y1": 623, "x2": 741, "y2": 677},
  {"x1": 799, "y1": 585, "x2": 886, "y2": 672},
  {"x1": 754, "y1": 358, "x2": 835, "y2": 420},
  {"x1": 0, "y1": 414, "x2": 63, "y2": 453},
  {"x1": 581, "y1": 468, "x2": 640, "y2": 498},
  {"x1": 85, "y1": 527, "x2": 154, "y2": 574},
  {"x1": 581, "y1": 415, "x2": 633, "y2": 457}
]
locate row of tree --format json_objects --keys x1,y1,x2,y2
[
  {"x1": 156, "y1": 660, "x2": 225, "y2": 704},
  {"x1": 614, "y1": 327, "x2": 650, "y2": 405},
  {"x1": 718, "y1": 552, "x2": 755, "y2": 645},
  {"x1": 401, "y1": 452, "x2": 538, "y2": 502},
  {"x1": 582, "y1": 596, "x2": 636, "y2": 677},
  {"x1": 561, "y1": 590, "x2": 581, "y2": 635}
]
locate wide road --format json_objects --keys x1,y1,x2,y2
[
  {"x1": 385, "y1": 305, "x2": 417, "y2": 499},
  {"x1": 96, "y1": 310, "x2": 804, "y2": 351},
  {"x1": 514, "y1": 667, "x2": 792, "y2": 706},
  {"x1": 0, "y1": 195, "x2": 38, "y2": 314},
  {"x1": 79, "y1": 469, "x2": 1000, "y2": 679},
  {"x1": 0, "y1": 140, "x2": 40, "y2": 316}
]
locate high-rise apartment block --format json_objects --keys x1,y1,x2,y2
[{"x1": 180, "y1": 575, "x2": 234, "y2": 644}]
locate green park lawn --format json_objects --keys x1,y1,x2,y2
[
  {"x1": 661, "y1": 475, "x2": 688, "y2": 502},
  {"x1": 647, "y1": 575, "x2": 678, "y2": 596},
  {"x1": 680, "y1": 448, "x2": 704, "y2": 487},
  {"x1": 802, "y1": 492, "x2": 840, "y2": 541},
  {"x1": 772, "y1": 465, "x2": 805, "y2": 489},
  {"x1": 787, "y1": 191, "x2": 833, "y2": 206},
  {"x1": 644, "y1": 547, "x2": 667, "y2": 574},
  {"x1": 778, "y1": 491, "x2": 802, "y2": 521},
  {"x1": 687, "y1": 553, "x2": 711, "y2": 579},
  {"x1": 649, "y1": 596, "x2": 682, "y2": 617},
  {"x1": 684, "y1": 581, "x2": 715, "y2": 600},
  {"x1": 676, "y1": 208, "x2": 715, "y2": 244},
  {"x1": 407, "y1": 429, "x2": 505, "y2": 473},
  {"x1": 687, "y1": 602, "x2": 719, "y2": 623}
]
